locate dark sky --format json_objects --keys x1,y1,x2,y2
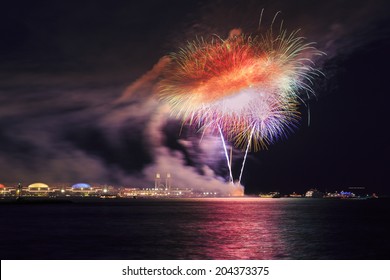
[{"x1": 1, "y1": 0, "x2": 389, "y2": 195}]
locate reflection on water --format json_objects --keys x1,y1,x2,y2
[
  {"x1": 0, "y1": 197, "x2": 389, "y2": 259},
  {"x1": 179, "y1": 198, "x2": 286, "y2": 259}
]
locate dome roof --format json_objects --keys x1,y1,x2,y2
[
  {"x1": 28, "y1": 183, "x2": 49, "y2": 189},
  {"x1": 72, "y1": 183, "x2": 91, "y2": 189}
]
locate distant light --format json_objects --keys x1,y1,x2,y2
[{"x1": 72, "y1": 183, "x2": 91, "y2": 189}]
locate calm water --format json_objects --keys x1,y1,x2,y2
[{"x1": 0, "y1": 198, "x2": 389, "y2": 259}]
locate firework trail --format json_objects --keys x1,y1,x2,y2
[
  {"x1": 158, "y1": 12, "x2": 322, "y2": 185},
  {"x1": 217, "y1": 123, "x2": 234, "y2": 183},
  {"x1": 238, "y1": 124, "x2": 255, "y2": 184}
]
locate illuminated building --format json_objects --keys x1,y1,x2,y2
[
  {"x1": 168, "y1": 187, "x2": 193, "y2": 197},
  {"x1": 0, "y1": 184, "x2": 11, "y2": 196},
  {"x1": 155, "y1": 173, "x2": 161, "y2": 190},
  {"x1": 71, "y1": 183, "x2": 93, "y2": 196},
  {"x1": 154, "y1": 172, "x2": 172, "y2": 191},
  {"x1": 120, "y1": 187, "x2": 162, "y2": 197},
  {"x1": 0, "y1": 177, "x2": 228, "y2": 198},
  {"x1": 165, "y1": 173, "x2": 171, "y2": 191},
  {"x1": 27, "y1": 183, "x2": 51, "y2": 196}
]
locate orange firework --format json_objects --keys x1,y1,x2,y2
[{"x1": 158, "y1": 19, "x2": 322, "y2": 152}]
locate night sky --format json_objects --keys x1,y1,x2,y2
[{"x1": 1, "y1": 0, "x2": 389, "y2": 195}]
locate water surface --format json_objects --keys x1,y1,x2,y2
[{"x1": 1, "y1": 198, "x2": 389, "y2": 259}]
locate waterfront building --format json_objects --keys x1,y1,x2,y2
[
  {"x1": 0, "y1": 184, "x2": 12, "y2": 196},
  {"x1": 71, "y1": 183, "x2": 94, "y2": 196},
  {"x1": 27, "y1": 183, "x2": 51, "y2": 196},
  {"x1": 155, "y1": 172, "x2": 172, "y2": 191},
  {"x1": 165, "y1": 173, "x2": 171, "y2": 191},
  {"x1": 154, "y1": 173, "x2": 161, "y2": 190}
]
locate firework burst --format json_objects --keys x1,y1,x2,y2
[{"x1": 158, "y1": 17, "x2": 322, "y2": 152}]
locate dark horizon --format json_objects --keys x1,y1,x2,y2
[{"x1": 1, "y1": 0, "x2": 390, "y2": 195}]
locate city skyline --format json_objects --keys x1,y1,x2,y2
[{"x1": 0, "y1": 171, "x2": 378, "y2": 198}]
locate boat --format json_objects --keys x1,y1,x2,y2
[
  {"x1": 259, "y1": 192, "x2": 281, "y2": 198},
  {"x1": 288, "y1": 192, "x2": 303, "y2": 198},
  {"x1": 305, "y1": 189, "x2": 324, "y2": 198}
]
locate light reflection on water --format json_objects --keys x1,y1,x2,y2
[
  {"x1": 178, "y1": 198, "x2": 287, "y2": 259},
  {"x1": 0, "y1": 197, "x2": 389, "y2": 259}
]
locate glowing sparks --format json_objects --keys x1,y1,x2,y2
[{"x1": 158, "y1": 15, "x2": 322, "y2": 153}]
